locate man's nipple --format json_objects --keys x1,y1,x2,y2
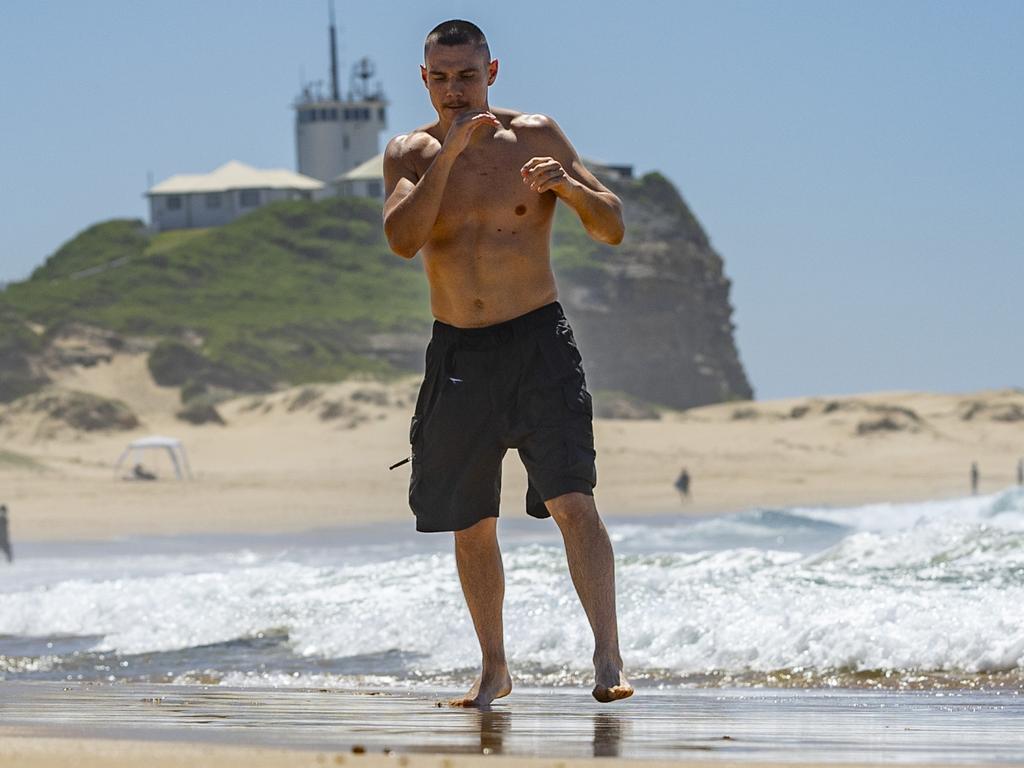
[{"x1": 514, "y1": 205, "x2": 527, "y2": 216}]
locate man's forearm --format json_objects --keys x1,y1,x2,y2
[
  {"x1": 385, "y1": 149, "x2": 458, "y2": 258},
  {"x1": 561, "y1": 181, "x2": 625, "y2": 245}
]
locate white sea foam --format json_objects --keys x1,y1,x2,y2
[{"x1": 1, "y1": 489, "x2": 1022, "y2": 683}]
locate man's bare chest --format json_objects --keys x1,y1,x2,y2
[
  {"x1": 447, "y1": 148, "x2": 538, "y2": 219},
  {"x1": 419, "y1": 139, "x2": 550, "y2": 232}
]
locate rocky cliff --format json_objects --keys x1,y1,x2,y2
[{"x1": 554, "y1": 171, "x2": 752, "y2": 408}]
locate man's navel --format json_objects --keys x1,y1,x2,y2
[{"x1": 473, "y1": 298, "x2": 485, "y2": 311}]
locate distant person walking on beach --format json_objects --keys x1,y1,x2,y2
[
  {"x1": 0, "y1": 505, "x2": 12, "y2": 564},
  {"x1": 1017, "y1": 459, "x2": 1023, "y2": 486},
  {"x1": 971, "y1": 462, "x2": 979, "y2": 495},
  {"x1": 384, "y1": 20, "x2": 631, "y2": 707},
  {"x1": 675, "y1": 467, "x2": 691, "y2": 497}
]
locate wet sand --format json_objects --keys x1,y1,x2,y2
[
  {"x1": 0, "y1": 740, "x2": 995, "y2": 768},
  {"x1": 1, "y1": 682, "x2": 1022, "y2": 765}
]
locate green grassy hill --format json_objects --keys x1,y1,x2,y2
[{"x1": 1, "y1": 197, "x2": 432, "y2": 395}]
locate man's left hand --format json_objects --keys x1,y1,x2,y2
[{"x1": 521, "y1": 157, "x2": 575, "y2": 197}]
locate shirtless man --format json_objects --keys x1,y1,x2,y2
[{"x1": 383, "y1": 19, "x2": 632, "y2": 708}]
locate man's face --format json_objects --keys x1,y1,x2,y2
[{"x1": 421, "y1": 43, "x2": 497, "y2": 117}]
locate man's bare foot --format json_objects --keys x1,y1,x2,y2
[
  {"x1": 592, "y1": 662, "x2": 633, "y2": 703},
  {"x1": 448, "y1": 667, "x2": 513, "y2": 708}
]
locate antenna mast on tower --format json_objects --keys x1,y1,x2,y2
[{"x1": 328, "y1": 0, "x2": 340, "y2": 101}]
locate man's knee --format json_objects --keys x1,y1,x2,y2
[
  {"x1": 546, "y1": 492, "x2": 598, "y2": 528},
  {"x1": 454, "y1": 516, "x2": 498, "y2": 547}
]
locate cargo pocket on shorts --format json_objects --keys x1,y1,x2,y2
[{"x1": 564, "y1": 439, "x2": 598, "y2": 489}]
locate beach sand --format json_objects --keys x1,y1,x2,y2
[
  {"x1": 1, "y1": 353, "x2": 1021, "y2": 542},
  {"x1": 0, "y1": 737, "x2": 971, "y2": 768},
  {"x1": 0, "y1": 739, "x2": 992, "y2": 768},
  {"x1": 2, "y1": 682, "x2": 1021, "y2": 766}
]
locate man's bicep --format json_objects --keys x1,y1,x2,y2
[
  {"x1": 382, "y1": 140, "x2": 420, "y2": 217},
  {"x1": 383, "y1": 143, "x2": 418, "y2": 196},
  {"x1": 383, "y1": 176, "x2": 416, "y2": 218}
]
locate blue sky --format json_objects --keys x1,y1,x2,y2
[{"x1": 1, "y1": 0, "x2": 1021, "y2": 400}]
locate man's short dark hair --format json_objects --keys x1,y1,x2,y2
[{"x1": 424, "y1": 19, "x2": 490, "y2": 60}]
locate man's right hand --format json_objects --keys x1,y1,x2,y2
[{"x1": 442, "y1": 110, "x2": 501, "y2": 157}]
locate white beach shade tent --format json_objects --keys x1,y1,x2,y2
[{"x1": 115, "y1": 436, "x2": 193, "y2": 480}]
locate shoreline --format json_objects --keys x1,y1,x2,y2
[{"x1": 5, "y1": 484, "x2": 1013, "y2": 547}]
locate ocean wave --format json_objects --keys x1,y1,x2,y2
[{"x1": 1, "y1": 489, "x2": 1023, "y2": 685}]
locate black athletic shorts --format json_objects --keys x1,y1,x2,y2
[{"x1": 409, "y1": 302, "x2": 596, "y2": 532}]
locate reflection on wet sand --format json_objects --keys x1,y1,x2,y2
[
  {"x1": 591, "y1": 712, "x2": 624, "y2": 757},
  {"x1": 593, "y1": 712, "x2": 622, "y2": 761},
  {"x1": 477, "y1": 710, "x2": 510, "y2": 753},
  {"x1": 470, "y1": 710, "x2": 624, "y2": 758}
]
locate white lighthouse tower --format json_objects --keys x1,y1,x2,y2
[{"x1": 294, "y1": 2, "x2": 387, "y2": 191}]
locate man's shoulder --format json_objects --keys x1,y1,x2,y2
[
  {"x1": 505, "y1": 110, "x2": 559, "y2": 133},
  {"x1": 504, "y1": 111, "x2": 569, "y2": 151},
  {"x1": 385, "y1": 123, "x2": 441, "y2": 162}
]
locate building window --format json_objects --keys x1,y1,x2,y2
[
  {"x1": 205, "y1": 193, "x2": 221, "y2": 209},
  {"x1": 343, "y1": 108, "x2": 351, "y2": 120},
  {"x1": 361, "y1": 108, "x2": 370, "y2": 120},
  {"x1": 366, "y1": 181, "x2": 382, "y2": 198},
  {"x1": 377, "y1": 107, "x2": 385, "y2": 121},
  {"x1": 328, "y1": 108, "x2": 338, "y2": 120},
  {"x1": 166, "y1": 195, "x2": 182, "y2": 211},
  {"x1": 239, "y1": 189, "x2": 260, "y2": 207}
]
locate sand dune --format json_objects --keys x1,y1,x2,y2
[{"x1": 1, "y1": 353, "x2": 1021, "y2": 542}]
